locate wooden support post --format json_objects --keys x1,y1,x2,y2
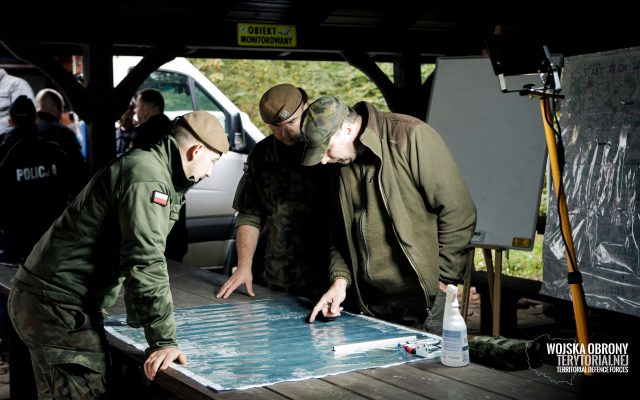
[
  {"x1": 461, "y1": 247, "x2": 475, "y2": 322},
  {"x1": 492, "y1": 249, "x2": 503, "y2": 336},
  {"x1": 480, "y1": 247, "x2": 504, "y2": 336}
]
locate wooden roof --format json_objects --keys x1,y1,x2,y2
[{"x1": 2, "y1": 1, "x2": 637, "y2": 61}]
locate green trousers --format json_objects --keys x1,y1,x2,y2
[{"x1": 8, "y1": 286, "x2": 110, "y2": 399}]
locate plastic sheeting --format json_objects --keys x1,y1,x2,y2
[
  {"x1": 105, "y1": 297, "x2": 440, "y2": 391},
  {"x1": 541, "y1": 46, "x2": 640, "y2": 317}
]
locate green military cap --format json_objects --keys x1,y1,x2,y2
[
  {"x1": 300, "y1": 96, "x2": 348, "y2": 166},
  {"x1": 177, "y1": 111, "x2": 229, "y2": 153},
  {"x1": 259, "y1": 83, "x2": 303, "y2": 124}
]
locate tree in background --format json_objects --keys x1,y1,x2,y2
[{"x1": 190, "y1": 59, "x2": 432, "y2": 135}]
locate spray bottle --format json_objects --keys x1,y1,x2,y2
[{"x1": 440, "y1": 284, "x2": 470, "y2": 367}]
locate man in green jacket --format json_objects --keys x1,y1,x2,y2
[
  {"x1": 8, "y1": 111, "x2": 229, "y2": 398},
  {"x1": 303, "y1": 97, "x2": 476, "y2": 334}
]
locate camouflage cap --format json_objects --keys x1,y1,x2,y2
[
  {"x1": 300, "y1": 96, "x2": 348, "y2": 166},
  {"x1": 178, "y1": 111, "x2": 229, "y2": 153},
  {"x1": 259, "y1": 84, "x2": 303, "y2": 124}
]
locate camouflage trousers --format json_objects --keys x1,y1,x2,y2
[{"x1": 8, "y1": 286, "x2": 110, "y2": 399}]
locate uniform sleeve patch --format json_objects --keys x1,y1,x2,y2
[{"x1": 151, "y1": 191, "x2": 169, "y2": 206}]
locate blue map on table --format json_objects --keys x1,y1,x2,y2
[{"x1": 105, "y1": 297, "x2": 440, "y2": 391}]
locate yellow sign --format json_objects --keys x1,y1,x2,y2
[
  {"x1": 511, "y1": 237, "x2": 532, "y2": 248},
  {"x1": 237, "y1": 23, "x2": 297, "y2": 48}
]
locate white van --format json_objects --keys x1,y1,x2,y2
[{"x1": 113, "y1": 57, "x2": 265, "y2": 269}]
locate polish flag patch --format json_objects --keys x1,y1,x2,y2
[{"x1": 151, "y1": 191, "x2": 169, "y2": 206}]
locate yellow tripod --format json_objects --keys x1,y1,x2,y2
[{"x1": 539, "y1": 94, "x2": 591, "y2": 375}]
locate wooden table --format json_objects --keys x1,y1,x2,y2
[{"x1": 0, "y1": 262, "x2": 598, "y2": 399}]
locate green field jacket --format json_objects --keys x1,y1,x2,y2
[
  {"x1": 329, "y1": 102, "x2": 477, "y2": 310},
  {"x1": 13, "y1": 135, "x2": 193, "y2": 352}
]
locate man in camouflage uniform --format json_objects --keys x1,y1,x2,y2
[
  {"x1": 8, "y1": 111, "x2": 228, "y2": 398},
  {"x1": 303, "y1": 97, "x2": 476, "y2": 334},
  {"x1": 217, "y1": 84, "x2": 335, "y2": 299}
]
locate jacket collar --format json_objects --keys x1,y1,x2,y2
[
  {"x1": 163, "y1": 135, "x2": 194, "y2": 193},
  {"x1": 354, "y1": 101, "x2": 383, "y2": 160},
  {"x1": 36, "y1": 111, "x2": 58, "y2": 123},
  {"x1": 3, "y1": 124, "x2": 40, "y2": 143}
]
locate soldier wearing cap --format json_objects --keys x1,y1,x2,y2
[
  {"x1": 217, "y1": 84, "x2": 336, "y2": 300},
  {"x1": 303, "y1": 97, "x2": 476, "y2": 335},
  {"x1": 8, "y1": 111, "x2": 229, "y2": 397}
]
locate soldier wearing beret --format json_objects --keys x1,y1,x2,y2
[
  {"x1": 217, "y1": 84, "x2": 335, "y2": 300},
  {"x1": 303, "y1": 97, "x2": 477, "y2": 335},
  {"x1": 8, "y1": 111, "x2": 229, "y2": 397}
]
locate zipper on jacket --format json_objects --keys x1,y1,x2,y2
[
  {"x1": 342, "y1": 164, "x2": 374, "y2": 317},
  {"x1": 358, "y1": 209, "x2": 373, "y2": 283},
  {"x1": 376, "y1": 166, "x2": 431, "y2": 312},
  {"x1": 358, "y1": 163, "x2": 374, "y2": 283}
]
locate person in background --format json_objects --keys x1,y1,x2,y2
[
  {"x1": 0, "y1": 95, "x2": 78, "y2": 368},
  {"x1": 35, "y1": 88, "x2": 88, "y2": 188},
  {"x1": 0, "y1": 95, "x2": 75, "y2": 263},
  {"x1": 115, "y1": 97, "x2": 136, "y2": 156},
  {"x1": 8, "y1": 111, "x2": 229, "y2": 398},
  {"x1": 131, "y1": 88, "x2": 172, "y2": 149},
  {"x1": 131, "y1": 88, "x2": 187, "y2": 262},
  {"x1": 0, "y1": 67, "x2": 34, "y2": 135},
  {"x1": 216, "y1": 84, "x2": 336, "y2": 300},
  {"x1": 302, "y1": 97, "x2": 476, "y2": 334}
]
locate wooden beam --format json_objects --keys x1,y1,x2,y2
[
  {"x1": 113, "y1": 45, "x2": 184, "y2": 120},
  {"x1": 0, "y1": 41, "x2": 89, "y2": 121},
  {"x1": 84, "y1": 41, "x2": 115, "y2": 172},
  {"x1": 341, "y1": 50, "x2": 400, "y2": 112}
]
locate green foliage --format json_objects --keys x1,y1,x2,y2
[
  {"x1": 539, "y1": 175, "x2": 548, "y2": 217},
  {"x1": 189, "y1": 58, "x2": 433, "y2": 135},
  {"x1": 473, "y1": 234, "x2": 544, "y2": 281}
]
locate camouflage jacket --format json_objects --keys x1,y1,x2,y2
[
  {"x1": 234, "y1": 135, "x2": 335, "y2": 293},
  {"x1": 13, "y1": 135, "x2": 193, "y2": 353}
]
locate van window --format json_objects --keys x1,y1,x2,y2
[
  {"x1": 194, "y1": 82, "x2": 228, "y2": 133},
  {"x1": 138, "y1": 70, "x2": 229, "y2": 133},
  {"x1": 140, "y1": 70, "x2": 192, "y2": 114}
]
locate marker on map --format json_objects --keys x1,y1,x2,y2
[{"x1": 333, "y1": 336, "x2": 417, "y2": 355}]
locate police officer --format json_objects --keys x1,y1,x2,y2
[
  {"x1": 0, "y1": 95, "x2": 74, "y2": 262},
  {"x1": 217, "y1": 84, "x2": 336, "y2": 299},
  {"x1": 130, "y1": 88, "x2": 188, "y2": 262},
  {"x1": 8, "y1": 111, "x2": 229, "y2": 398},
  {"x1": 35, "y1": 88, "x2": 89, "y2": 190}
]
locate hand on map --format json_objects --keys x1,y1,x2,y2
[
  {"x1": 216, "y1": 265, "x2": 255, "y2": 299},
  {"x1": 144, "y1": 347, "x2": 187, "y2": 380},
  {"x1": 308, "y1": 278, "x2": 347, "y2": 323}
]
